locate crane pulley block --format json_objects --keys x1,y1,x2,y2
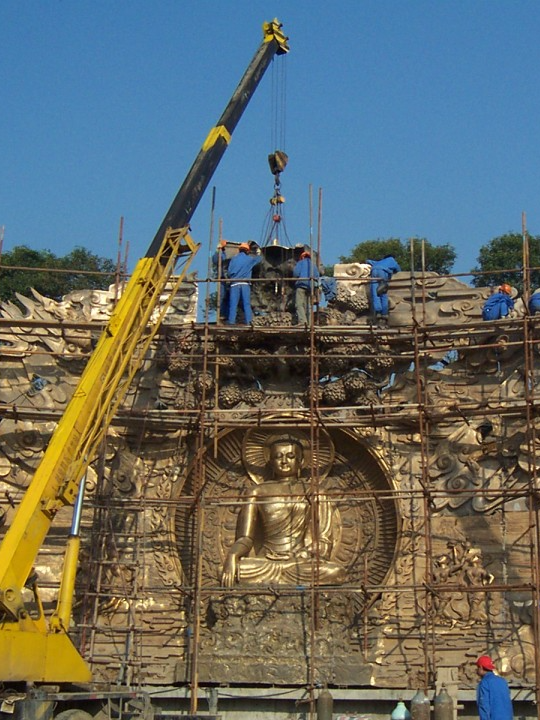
[{"x1": 268, "y1": 150, "x2": 289, "y2": 176}]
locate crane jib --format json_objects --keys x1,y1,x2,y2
[{"x1": 146, "y1": 23, "x2": 288, "y2": 258}]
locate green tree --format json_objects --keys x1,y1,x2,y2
[
  {"x1": 339, "y1": 237, "x2": 456, "y2": 274},
  {"x1": 0, "y1": 245, "x2": 116, "y2": 302},
  {"x1": 471, "y1": 232, "x2": 540, "y2": 292}
]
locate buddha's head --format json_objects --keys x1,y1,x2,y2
[{"x1": 268, "y1": 437, "x2": 304, "y2": 480}]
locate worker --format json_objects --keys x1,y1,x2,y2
[
  {"x1": 227, "y1": 242, "x2": 262, "y2": 325},
  {"x1": 528, "y1": 289, "x2": 540, "y2": 315},
  {"x1": 481, "y1": 284, "x2": 514, "y2": 321},
  {"x1": 366, "y1": 254, "x2": 401, "y2": 325},
  {"x1": 475, "y1": 655, "x2": 513, "y2": 720},
  {"x1": 293, "y1": 250, "x2": 319, "y2": 326},
  {"x1": 212, "y1": 240, "x2": 229, "y2": 321}
]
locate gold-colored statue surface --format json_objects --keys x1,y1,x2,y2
[
  {"x1": 174, "y1": 426, "x2": 398, "y2": 596},
  {"x1": 222, "y1": 433, "x2": 345, "y2": 586}
]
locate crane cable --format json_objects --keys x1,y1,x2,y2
[
  {"x1": 262, "y1": 55, "x2": 289, "y2": 246},
  {"x1": 270, "y1": 50, "x2": 287, "y2": 152}
]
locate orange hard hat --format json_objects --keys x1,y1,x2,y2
[
  {"x1": 300, "y1": 251, "x2": 311, "y2": 259},
  {"x1": 476, "y1": 656, "x2": 495, "y2": 671},
  {"x1": 500, "y1": 283, "x2": 512, "y2": 295},
  {"x1": 239, "y1": 243, "x2": 250, "y2": 252}
]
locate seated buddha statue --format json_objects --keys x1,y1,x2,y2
[{"x1": 221, "y1": 435, "x2": 345, "y2": 587}]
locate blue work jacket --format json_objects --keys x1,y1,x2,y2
[
  {"x1": 529, "y1": 292, "x2": 540, "y2": 314},
  {"x1": 293, "y1": 258, "x2": 319, "y2": 289},
  {"x1": 482, "y1": 292, "x2": 514, "y2": 321},
  {"x1": 227, "y1": 251, "x2": 261, "y2": 281},
  {"x1": 212, "y1": 249, "x2": 227, "y2": 278},
  {"x1": 367, "y1": 256, "x2": 402, "y2": 279},
  {"x1": 477, "y1": 672, "x2": 513, "y2": 720}
]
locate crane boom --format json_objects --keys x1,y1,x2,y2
[
  {"x1": 0, "y1": 19, "x2": 289, "y2": 682},
  {"x1": 148, "y1": 18, "x2": 288, "y2": 257}
]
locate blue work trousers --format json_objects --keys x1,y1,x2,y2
[
  {"x1": 482, "y1": 301, "x2": 510, "y2": 321},
  {"x1": 228, "y1": 282, "x2": 252, "y2": 324},
  {"x1": 369, "y1": 267, "x2": 389, "y2": 315}
]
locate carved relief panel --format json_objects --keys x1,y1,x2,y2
[{"x1": 171, "y1": 424, "x2": 400, "y2": 685}]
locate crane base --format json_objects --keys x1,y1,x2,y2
[{"x1": 0, "y1": 628, "x2": 92, "y2": 682}]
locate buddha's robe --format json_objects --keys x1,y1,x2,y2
[{"x1": 236, "y1": 481, "x2": 345, "y2": 585}]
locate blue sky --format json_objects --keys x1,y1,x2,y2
[{"x1": 2, "y1": 1, "x2": 540, "y2": 284}]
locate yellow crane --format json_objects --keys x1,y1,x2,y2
[{"x1": 0, "y1": 19, "x2": 288, "y2": 683}]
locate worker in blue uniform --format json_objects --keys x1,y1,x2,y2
[
  {"x1": 528, "y1": 289, "x2": 540, "y2": 315},
  {"x1": 293, "y1": 250, "x2": 319, "y2": 326},
  {"x1": 367, "y1": 254, "x2": 401, "y2": 325},
  {"x1": 476, "y1": 655, "x2": 513, "y2": 720},
  {"x1": 482, "y1": 284, "x2": 514, "y2": 321},
  {"x1": 212, "y1": 239, "x2": 229, "y2": 321},
  {"x1": 227, "y1": 242, "x2": 262, "y2": 325}
]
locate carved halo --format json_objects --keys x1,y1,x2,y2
[{"x1": 242, "y1": 426, "x2": 335, "y2": 484}]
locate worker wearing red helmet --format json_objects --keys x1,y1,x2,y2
[
  {"x1": 475, "y1": 655, "x2": 513, "y2": 720},
  {"x1": 226, "y1": 242, "x2": 262, "y2": 325},
  {"x1": 293, "y1": 249, "x2": 319, "y2": 326},
  {"x1": 481, "y1": 283, "x2": 515, "y2": 321}
]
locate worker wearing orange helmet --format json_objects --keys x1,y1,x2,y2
[
  {"x1": 475, "y1": 655, "x2": 513, "y2": 720},
  {"x1": 226, "y1": 242, "x2": 262, "y2": 325},
  {"x1": 293, "y1": 249, "x2": 320, "y2": 326},
  {"x1": 481, "y1": 283, "x2": 515, "y2": 321}
]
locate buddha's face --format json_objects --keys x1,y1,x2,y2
[{"x1": 269, "y1": 442, "x2": 302, "y2": 479}]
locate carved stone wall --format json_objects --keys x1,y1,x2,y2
[{"x1": 0, "y1": 265, "x2": 537, "y2": 692}]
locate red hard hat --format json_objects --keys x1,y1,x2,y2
[
  {"x1": 499, "y1": 283, "x2": 512, "y2": 295},
  {"x1": 476, "y1": 656, "x2": 495, "y2": 671},
  {"x1": 300, "y1": 251, "x2": 311, "y2": 259}
]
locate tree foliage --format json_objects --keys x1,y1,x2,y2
[
  {"x1": 471, "y1": 232, "x2": 540, "y2": 292},
  {"x1": 0, "y1": 245, "x2": 116, "y2": 302},
  {"x1": 339, "y1": 237, "x2": 456, "y2": 275}
]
